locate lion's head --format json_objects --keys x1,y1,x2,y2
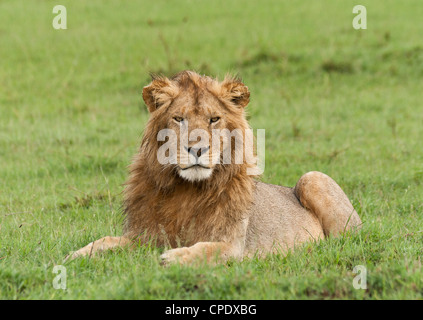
[
  {"x1": 139, "y1": 71, "x2": 254, "y2": 185},
  {"x1": 123, "y1": 71, "x2": 256, "y2": 241}
]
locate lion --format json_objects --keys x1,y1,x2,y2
[{"x1": 68, "y1": 71, "x2": 362, "y2": 264}]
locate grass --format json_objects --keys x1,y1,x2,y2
[{"x1": 1, "y1": 0, "x2": 422, "y2": 299}]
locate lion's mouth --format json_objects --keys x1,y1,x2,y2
[
  {"x1": 177, "y1": 164, "x2": 213, "y2": 182},
  {"x1": 181, "y1": 164, "x2": 211, "y2": 170}
]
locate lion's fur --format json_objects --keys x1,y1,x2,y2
[
  {"x1": 122, "y1": 71, "x2": 255, "y2": 247},
  {"x1": 69, "y1": 71, "x2": 362, "y2": 264}
]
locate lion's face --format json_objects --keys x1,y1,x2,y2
[
  {"x1": 165, "y1": 91, "x2": 227, "y2": 181},
  {"x1": 142, "y1": 71, "x2": 250, "y2": 183}
]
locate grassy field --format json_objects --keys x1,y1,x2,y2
[{"x1": 1, "y1": 0, "x2": 422, "y2": 299}]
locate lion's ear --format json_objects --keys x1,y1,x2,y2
[
  {"x1": 221, "y1": 76, "x2": 250, "y2": 108},
  {"x1": 142, "y1": 76, "x2": 178, "y2": 113}
]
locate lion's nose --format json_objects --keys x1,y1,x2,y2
[{"x1": 185, "y1": 146, "x2": 210, "y2": 158}]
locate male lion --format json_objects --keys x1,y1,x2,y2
[{"x1": 69, "y1": 71, "x2": 362, "y2": 264}]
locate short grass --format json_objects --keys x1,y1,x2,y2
[{"x1": 1, "y1": 0, "x2": 422, "y2": 299}]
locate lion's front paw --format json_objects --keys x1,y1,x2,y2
[
  {"x1": 64, "y1": 246, "x2": 93, "y2": 262},
  {"x1": 160, "y1": 247, "x2": 197, "y2": 265}
]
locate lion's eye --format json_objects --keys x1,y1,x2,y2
[
  {"x1": 173, "y1": 116, "x2": 184, "y2": 123},
  {"x1": 210, "y1": 117, "x2": 220, "y2": 124}
]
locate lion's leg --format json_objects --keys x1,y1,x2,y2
[
  {"x1": 294, "y1": 171, "x2": 362, "y2": 237},
  {"x1": 66, "y1": 236, "x2": 132, "y2": 261},
  {"x1": 160, "y1": 241, "x2": 242, "y2": 265}
]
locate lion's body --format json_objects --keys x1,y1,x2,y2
[
  {"x1": 69, "y1": 71, "x2": 362, "y2": 264},
  {"x1": 245, "y1": 181, "x2": 323, "y2": 257}
]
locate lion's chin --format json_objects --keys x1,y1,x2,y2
[{"x1": 178, "y1": 166, "x2": 213, "y2": 182}]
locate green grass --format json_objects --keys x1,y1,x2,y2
[{"x1": 1, "y1": 0, "x2": 423, "y2": 299}]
